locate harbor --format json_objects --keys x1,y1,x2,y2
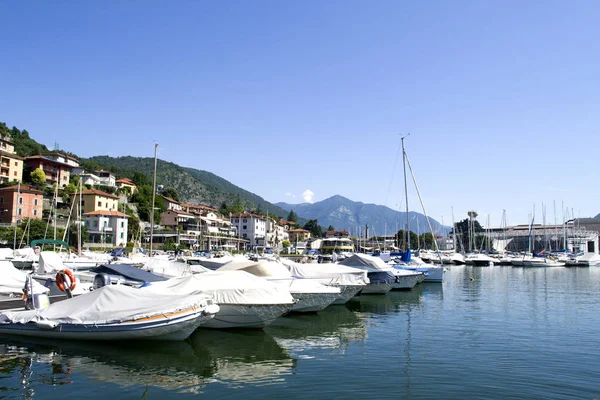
[{"x1": 2, "y1": 265, "x2": 600, "y2": 399}]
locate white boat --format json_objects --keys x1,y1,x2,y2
[
  {"x1": 278, "y1": 257, "x2": 368, "y2": 304},
  {"x1": 218, "y1": 260, "x2": 340, "y2": 313},
  {"x1": 521, "y1": 258, "x2": 565, "y2": 267},
  {"x1": 0, "y1": 284, "x2": 219, "y2": 340},
  {"x1": 338, "y1": 254, "x2": 396, "y2": 294},
  {"x1": 464, "y1": 253, "x2": 495, "y2": 267},
  {"x1": 390, "y1": 268, "x2": 424, "y2": 290},
  {"x1": 144, "y1": 271, "x2": 295, "y2": 329}
]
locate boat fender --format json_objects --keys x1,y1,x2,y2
[
  {"x1": 205, "y1": 304, "x2": 220, "y2": 315},
  {"x1": 56, "y1": 269, "x2": 77, "y2": 292},
  {"x1": 35, "y1": 320, "x2": 59, "y2": 330}
]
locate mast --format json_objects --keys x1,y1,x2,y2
[
  {"x1": 78, "y1": 178, "x2": 82, "y2": 255},
  {"x1": 149, "y1": 143, "x2": 158, "y2": 257},
  {"x1": 401, "y1": 134, "x2": 410, "y2": 252},
  {"x1": 13, "y1": 181, "x2": 20, "y2": 250}
]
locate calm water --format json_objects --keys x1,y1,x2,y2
[{"x1": 2, "y1": 266, "x2": 600, "y2": 399}]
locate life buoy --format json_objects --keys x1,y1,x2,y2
[{"x1": 56, "y1": 269, "x2": 76, "y2": 292}]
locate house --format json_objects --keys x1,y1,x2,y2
[
  {"x1": 73, "y1": 169, "x2": 116, "y2": 188},
  {"x1": 24, "y1": 152, "x2": 80, "y2": 187},
  {"x1": 325, "y1": 230, "x2": 349, "y2": 238},
  {"x1": 0, "y1": 184, "x2": 43, "y2": 224},
  {"x1": 160, "y1": 209, "x2": 194, "y2": 231},
  {"x1": 288, "y1": 228, "x2": 311, "y2": 243},
  {"x1": 74, "y1": 189, "x2": 120, "y2": 214},
  {"x1": 83, "y1": 210, "x2": 129, "y2": 247},
  {"x1": 0, "y1": 136, "x2": 24, "y2": 184},
  {"x1": 230, "y1": 212, "x2": 269, "y2": 249},
  {"x1": 115, "y1": 178, "x2": 137, "y2": 195},
  {"x1": 161, "y1": 196, "x2": 184, "y2": 212}
]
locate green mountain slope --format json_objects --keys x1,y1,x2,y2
[{"x1": 87, "y1": 156, "x2": 291, "y2": 219}]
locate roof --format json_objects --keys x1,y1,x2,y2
[
  {"x1": 25, "y1": 155, "x2": 74, "y2": 168},
  {"x1": 83, "y1": 210, "x2": 129, "y2": 218},
  {"x1": 0, "y1": 184, "x2": 43, "y2": 194},
  {"x1": 279, "y1": 219, "x2": 296, "y2": 226},
  {"x1": 115, "y1": 178, "x2": 136, "y2": 185},
  {"x1": 162, "y1": 196, "x2": 181, "y2": 205},
  {"x1": 40, "y1": 151, "x2": 79, "y2": 162},
  {"x1": 162, "y1": 210, "x2": 194, "y2": 218},
  {"x1": 0, "y1": 149, "x2": 23, "y2": 160},
  {"x1": 79, "y1": 189, "x2": 119, "y2": 199},
  {"x1": 288, "y1": 229, "x2": 310, "y2": 233}
]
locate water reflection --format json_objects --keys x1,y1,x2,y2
[
  {"x1": 0, "y1": 329, "x2": 296, "y2": 396},
  {"x1": 345, "y1": 284, "x2": 429, "y2": 315},
  {"x1": 266, "y1": 305, "x2": 368, "y2": 356}
]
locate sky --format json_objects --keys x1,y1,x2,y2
[{"x1": 1, "y1": 1, "x2": 599, "y2": 228}]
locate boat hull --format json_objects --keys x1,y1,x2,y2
[
  {"x1": 203, "y1": 304, "x2": 292, "y2": 329},
  {"x1": 331, "y1": 285, "x2": 364, "y2": 305},
  {"x1": 290, "y1": 292, "x2": 339, "y2": 313},
  {"x1": 360, "y1": 282, "x2": 395, "y2": 294},
  {"x1": 392, "y1": 275, "x2": 421, "y2": 290},
  {"x1": 0, "y1": 306, "x2": 216, "y2": 341}
]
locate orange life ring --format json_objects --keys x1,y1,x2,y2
[{"x1": 56, "y1": 269, "x2": 76, "y2": 292}]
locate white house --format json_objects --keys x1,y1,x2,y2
[
  {"x1": 83, "y1": 210, "x2": 129, "y2": 247},
  {"x1": 231, "y1": 212, "x2": 268, "y2": 249}
]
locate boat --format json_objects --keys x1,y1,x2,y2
[
  {"x1": 464, "y1": 253, "x2": 495, "y2": 267},
  {"x1": 0, "y1": 284, "x2": 219, "y2": 341},
  {"x1": 338, "y1": 254, "x2": 397, "y2": 294},
  {"x1": 278, "y1": 257, "x2": 368, "y2": 304},
  {"x1": 143, "y1": 271, "x2": 295, "y2": 329},
  {"x1": 0, "y1": 260, "x2": 50, "y2": 311},
  {"x1": 218, "y1": 260, "x2": 341, "y2": 313}
]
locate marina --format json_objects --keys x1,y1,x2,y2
[{"x1": 1, "y1": 265, "x2": 600, "y2": 399}]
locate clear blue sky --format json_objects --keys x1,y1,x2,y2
[{"x1": 2, "y1": 1, "x2": 599, "y2": 227}]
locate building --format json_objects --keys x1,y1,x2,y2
[
  {"x1": 24, "y1": 152, "x2": 80, "y2": 187},
  {"x1": 83, "y1": 210, "x2": 129, "y2": 247},
  {"x1": 162, "y1": 196, "x2": 184, "y2": 212},
  {"x1": 325, "y1": 230, "x2": 350, "y2": 238},
  {"x1": 288, "y1": 228, "x2": 311, "y2": 243},
  {"x1": 74, "y1": 189, "x2": 120, "y2": 214},
  {"x1": 160, "y1": 209, "x2": 194, "y2": 230},
  {"x1": 230, "y1": 212, "x2": 269, "y2": 249},
  {"x1": 73, "y1": 169, "x2": 116, "y2": 188},
  {"x1": 115, "y1": 178, "x2": 137, "y2": 195},
  {"x1": 0, "y1": 184, "x2": 43, "y2": 224},
  {"x1": 0, "y1": 136, "x2": 24, "y2": 184}
]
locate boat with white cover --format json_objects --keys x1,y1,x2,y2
[
  {"x1": 338, "y1": 254, "x2": 397, "y2": 294},
  {"x1": 218, "y1": 260, "x2": 341, "y2": 313},
  {"x1": 278, "y1": 257, "x2": 368, "y2": 304},
  {"x1": 0, "y1": 284, "x2": 219, "y2": 340},
  {"x1": 144, "y1": 271, "x2": 295, "y2": 329}
]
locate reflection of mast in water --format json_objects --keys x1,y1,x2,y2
[{"x1": 404, "y1": 302, "x2": 413, "y2": 397}]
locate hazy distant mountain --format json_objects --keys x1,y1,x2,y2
[{"x1": 276, "y1": 195, "x2": 448, "y2": 236}]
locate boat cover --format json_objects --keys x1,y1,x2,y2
[
  {"x1": 218, "y1": 260, "x2": 292, "y2": 278},
  {"x1": 37, "y1": 251, "x2": 65, "y2": 273},
  {"x1": 142, "y1": 258, "x2": 211, "y2": 277},
  {"x1": 278, "y1": 258, "x2": 369, "y2": 286},
  {"x1": 366, "y1": 271, "x2": 396, "y2": 284},
  {"x1": 142, "y1": 271, "x2": 295, "y2": 306},
  {"x1": 0, "y1": 284, "x2": 212, "y2": 325},
  {"x1": 91, "y1": 264, "x2": 168, "y2": 283},
  {"x1": 269, "y1": 278, "x2": 341, "y2": 294},
  {"x1": 338, "y1": 253, "x2": 393, "y2": 272},
  {"x1": 0, "y1": 248, "x2": 14, "y2": 259},
  {"x1": 0, "y1": 260, "x2": 49, "y2": 295}
]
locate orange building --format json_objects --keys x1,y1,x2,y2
[{"x1": 0, "y1": 184, "x2": 43, "y2": 224}]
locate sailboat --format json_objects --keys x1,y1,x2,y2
[{"x1": 391, "y1": 136, "x2": 445, "y2": 283}]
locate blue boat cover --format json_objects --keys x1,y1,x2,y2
[
  {"x1": 367, "y1": 271, "x2": 396, "y2": 284},
  {"x1": 91, "y1": 264, "x2": 168, "y2": 283}
]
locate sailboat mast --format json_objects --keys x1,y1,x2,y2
[
  {"x1": 401, "y1": 135, "x2": 410, "y2": 251},
  {"x1": 149, "y1": 143, "x2": 158, "y2": 257},
  {"x1": 78, "y1": 178, "x2": 82, "y2": 255}
]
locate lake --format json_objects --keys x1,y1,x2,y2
[{"x1": 2, "y1": 265, "x2": 600, "y2": 399}]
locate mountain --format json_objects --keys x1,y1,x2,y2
[
  {"x1": 86, "y1": 156, "x2": 292, "y2": 219},
  {"x1": 276, "y1": 195, "x2": 448, "y2": 236}
]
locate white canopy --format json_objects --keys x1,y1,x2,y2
[
  {"x1": 37, "y1": 251, "x2": 65, "y2": 273},
  {"x1": 0, "y1": 260, "x2": 49, "y2": 295},
  {"x1": 143, "y1": 271, "x2": 295, "y2": 306},
  {"x1": 0, "y1": 284, "x2": 210, "y2": 325},
  {"x1": 279, "y1": 258, "x2": 368, "y2": 286},
  {"x1": 0, "y1": 248, "x2": 14, "y2": 259},
  {"x1": 338, "y1": 253, "x2": 393, "y2": 272},
  {"x1": 218, "y1": 260, "x2": 292, "y2": 278},
  {"x1": 142, "y1": 258, "x2": 211, "y2": 277}
]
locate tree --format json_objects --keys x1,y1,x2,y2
[
  {"x1": 395, "y1": 229, "x2": 419, "y2": 250},
  {"x1": 453, "y1": 217, "x2": 484, "y2": 252},
  {"x1": 327, "y1": 225, "x2": 335, "y2": 232},
  {"x1": 30, "y1": 168, "x2": 46, "y2": 187},
  {"x1": 282, "y1": 239, "x2": 291, "y2": 248},
  {"x1": 162, "y1": 188, "x2": 180, "y2": 202},
  {"x1": 287, "y1": 210, "x2": 298, "y2": 223},
  {"x1": 132, "y1": 172, "x2": 150, "y2": 187},
  {"x1": 230, "y1": 196, "x2": 244, "y2": 214},
  {"x1": 303, "y1": 219, "x2": 323, "y2": 238}
]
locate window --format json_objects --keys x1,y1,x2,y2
[
  {"x1": 98, "y1": 201, "x2": 101, "y2": 207},
  {"x1": 17, "y1": 208, "x2": 22, "y2": 215},
  {"x1": 104, "y1": 221, "x2": 108, "y2": 227},
  {"x1": 18, "y1": 197, "x2": 23, "y2": 204},
  {"x1": 13, "y1": 171, "x2": 16, "y2": 176},
  {"x1": 82, "y1": 200, "x2": 85, "y2": 206},
  {"x1": 0, "y1": 197, "x2": 3, "y2": 204},
  {"x1": 120, "y1": 221, "x2": 124, "y2": 228},
  {"x1": 243, "y1": 225, "x2": 247, "y2": 230},
  {"x1": 33, "y1": 209, "x2": 37, "y2": 216},
  {"x1": 34, "y1": 198, "x2": 38, "y2": 206},
  {"x1": 242, "y1": 219, "x2": 247, "y2": 223},
  {"x1": 120, "y1": 232, "x2": 123, "y2": 239},
  {"x1": 14, "y1": 161, "x2": 17, "y2": 166}
]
